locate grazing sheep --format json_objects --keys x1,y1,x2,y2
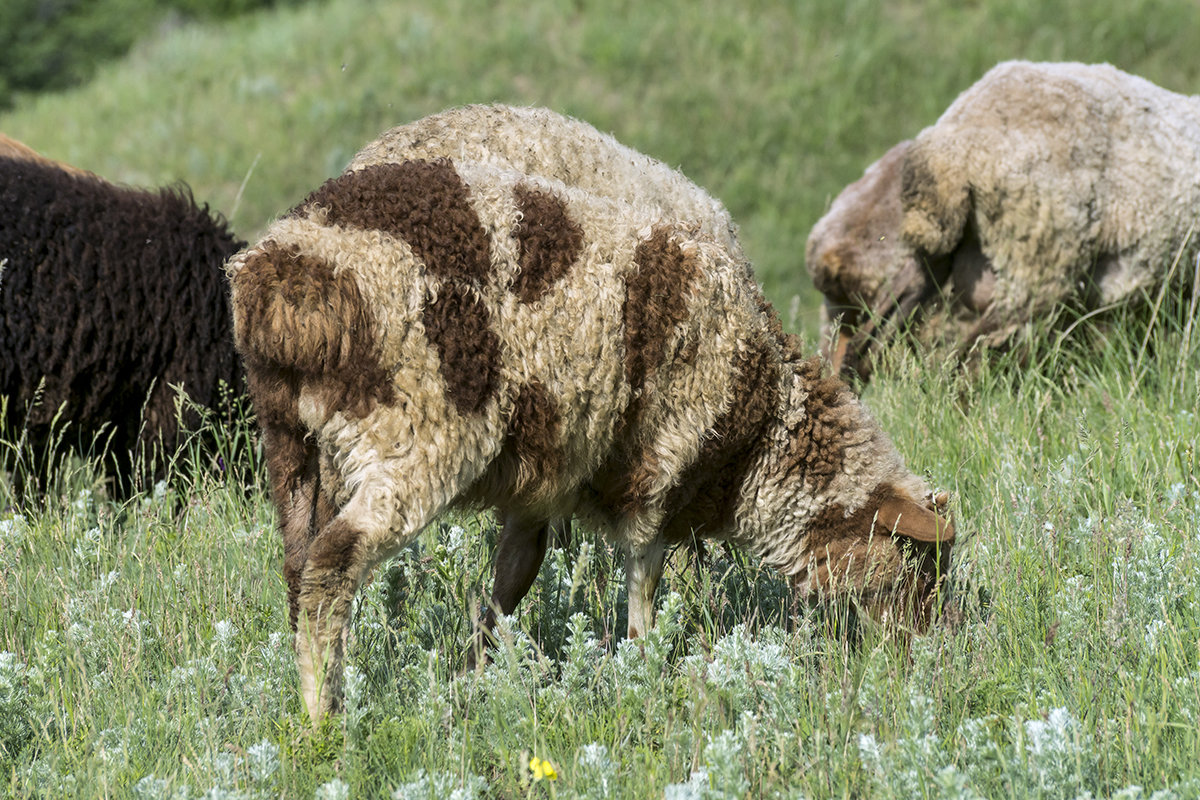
[
  {"x1": 0, "y1": 139, "x2": 246, "y2": 493},
  {"x1": 807, "y1": 61, "x2": 1200, "y2": 382},
  {"x1": 230, "y1": 122, "x2": 955, "y2": 723}
]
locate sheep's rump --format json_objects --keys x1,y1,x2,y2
[
  {"x1": 904, "y1": 61, "x2": 1200, "y2": 317},
  {"x1": 0, "y1": 153, "x2": 245, "y2": 476},
  {"x1": 230, "y1": 155, "x2": 785, "y2": 546}
]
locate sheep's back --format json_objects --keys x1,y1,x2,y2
[
  {"x1": 348, "y1": 104, "x2": 742, "y2": 256},
  {"x1": 906, "y1": 60, "x2": 1200, "y2": 310}
]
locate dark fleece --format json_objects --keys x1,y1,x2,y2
[{"x1": 0, "y1": 155, "x2": 246, "y2": 489}]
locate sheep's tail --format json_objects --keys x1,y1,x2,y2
[
  {"x1": 899, "y1": 139, "x2": 970, "y2": 257},
  {"x1": 228, "y1": 240, "x2": 396, "y2": 422},
  {"x1": 229, "y1": 241, "x2": 380, "y2": 375}
]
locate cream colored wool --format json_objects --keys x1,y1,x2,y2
[
  {"x1": 808, "y1": 61, "x2": 1200, "y2": 380},
  {"x1": 348, "y1": 104, "x2": 743, "y2": 255},
  {"x1": 231, "y1": 116, "x2": 953, "y2": 724}
]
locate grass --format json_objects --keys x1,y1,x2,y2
[
  {"x1": 1, "y1": 303, "x2": 1198, "y2": 799},
  {"x1": 2, "y1": 0, "x2": 1200, "y2": 796}
]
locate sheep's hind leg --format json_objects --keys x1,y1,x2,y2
[
  {"x1": 625, "y1": 538, "x2": 666, "y2": 639},
  {"x1": 467, "y1": 511, "x2": 553, "y2": 670},
  {"x1": 294, "y1": 476, "x2": 430, "y2": 725},
  {"x1": 258, "y1": 424, "x2": 333, "y2": 633}
]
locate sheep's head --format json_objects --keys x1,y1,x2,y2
[
  {"x1": 806, "y1": 141, "x2": 951, "y2": 383},
  {"x1": 794, "y1": 485, "x2": 956, "y2": 633}
]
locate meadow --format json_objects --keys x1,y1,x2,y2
[{"x1": 2, "y1": 0, "x2": 1200, "y2": 797}]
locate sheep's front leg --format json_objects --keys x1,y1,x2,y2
[
  {"x1": 295, "y1": 515, "x2": 367, "y2": 724},
  {"x1": 467, "y1": 512, "x2": 552, "y2": 669},
  {"x1": 625, "y1": 539, "x2": 666, "y2": 639}
]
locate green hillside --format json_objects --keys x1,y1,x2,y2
[{"x1": 4, "y1": 0, "x2": 1198, "y2": 336}]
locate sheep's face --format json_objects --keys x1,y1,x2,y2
[
  {"x1": 807, "y1": 141, "x2": 929, "y2": 381},
  {"x1": 795, "y1": 486, "x2": 955, "y2": 633}
]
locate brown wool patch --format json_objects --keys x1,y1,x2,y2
[
  {"x1": 466, "y1": 381, "x2": 563, "y2": 505},
  {"x1": 589, "y1": 435, "x2": 660, "y2": 519},
  {"x1": 804, "y1": 483, "x2": 901, "y2": 557},
  {"x1": 663, "y1": 335, "x2": 780, "y2": 540},
  {"x1": 506, "y1": 381, "x2": 563, "y2": 479},
  {"x1": 422, "y1": 282, "x2": 501, "y2": 415},
  {"x1": 783, "y1": 357, "x2": 859, "y2": 493},
  {"x1": 242, "y1": 359, "x2": 303, "y2": 434},
  {"x1": 512, "y1": 184, "x2": 584, "y2": 303},
  {"x1": 587, "y1": 227, "x2": 705, "y2": 518},
  {"x1": 295, "y1": 160, "x2": 491, "y2": 286},
  {"x1": 233, "y1": 241, "x2": 395, "y2": 420},
  {"x1": 624, "y1": 226, "x2": 701, "y2": 391},
  {"x1": 305, "y1": 517, "x2": 361, "y2": 577}
]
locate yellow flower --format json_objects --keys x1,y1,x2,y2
[{"x1": 529, "y1": 756, "x2": 558, "y2": 781}]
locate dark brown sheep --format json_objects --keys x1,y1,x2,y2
[{"x1": 0, "y1": 139, "x2": 246, "y2": 494}]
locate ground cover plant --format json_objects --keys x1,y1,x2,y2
[
  {"x1": 1, "y1": 304, "x2": 1197, "y2": 798},
  {"x1": 2, "y1": 0, "x2": 1199, "y2": 797}
]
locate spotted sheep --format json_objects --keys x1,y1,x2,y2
[{"x1": 228, "y1": 109, "x2": 956, "y2": 723}]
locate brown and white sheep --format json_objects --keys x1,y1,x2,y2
[
  {"x1": 0, "y1": 136, "x2": 246, "y2": 494},
  {"x1": 807, "y1": 61, "x2": 1200, "y2": 382},
  {"x1": 229, "y1": 119, "x2": 956, "y2": 723}
]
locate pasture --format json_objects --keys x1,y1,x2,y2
[{"x1": 2, "y1": 0, "x2": 1199, "y2": 797}]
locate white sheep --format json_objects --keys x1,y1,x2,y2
[
  {"x1": 229, "y1": 112, "x2": 955, "y2": 723},
  {"x1": 807, "y1": 61, "x2": 1200, "y2": 381}
]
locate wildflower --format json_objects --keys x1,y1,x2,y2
[{"x1": 529, "y1": 756, "x2": 558, "y2": 781}]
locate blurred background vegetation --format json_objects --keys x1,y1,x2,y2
[
  {"x1": 2, "y1": 0, "x2": 1199, "y2": 335},
  {"x1": 0, "y1": 0, "x2": 305, "y2": 109}
]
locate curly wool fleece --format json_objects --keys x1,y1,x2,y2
[
  {"x1": 0, "y1": 141, "x2": 245, "y2": 490},
  {"x1": 808, "y1": 61, "x2": 1200, "y2": 381},
  {"x1": 229, "y1": 108, "x2": 954, "y2": 723}
]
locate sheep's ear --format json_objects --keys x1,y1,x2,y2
[{"x1": 876, "y1": 498, "x2": 955, "y2": 544}]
